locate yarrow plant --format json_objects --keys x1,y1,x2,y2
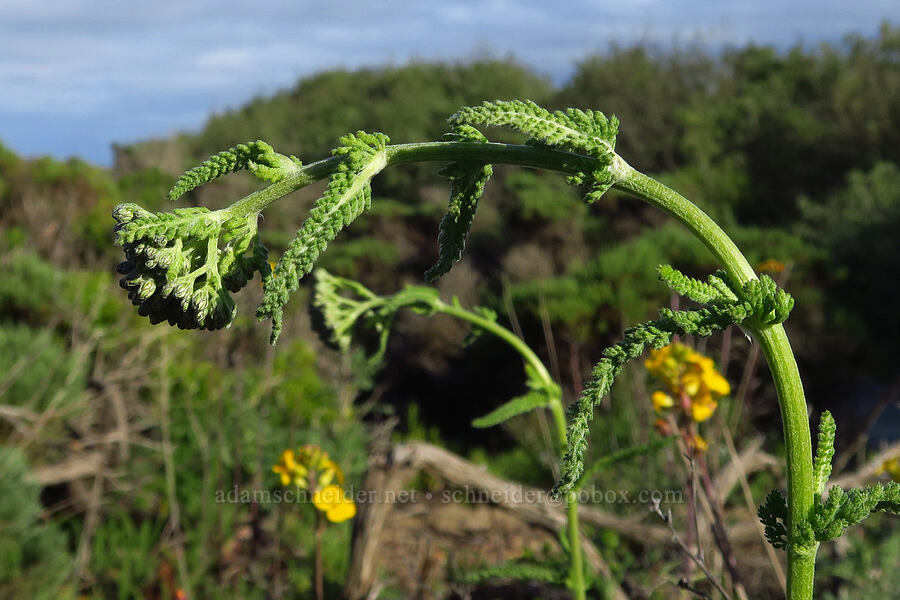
[{"x1": 112, "y1": 99, "x2": 899, "y2": 599}]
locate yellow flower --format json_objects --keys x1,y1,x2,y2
[
  {"x1": 701, "y1": 366, "x2": 731, "y2": 396},
  {"x1": 273, "y1": 445, "x2": 344, "y2": 491},
  {"x1": 690, "y1": 394, "x2": 718, "y2": 422},
  {"x1": 644, "y1": 345, "x2": 672, "y2": 373},
  {"x1": 313, "y1": 484, "x2": 357, "y2": 523},
  {"x1": 272, "y1": 449, "x2": 307, "y2": 486},
  {"x1": 681, "y1": 371, "x2": 702, "y2": 397},
  {"x1": 645, "y1": 342, "x2": 731, "y2": 423},
  {"x1": 652, "y1": 391, "x2": 674, "y2": 412},
  {"x1": 689, "y1": 434, "x2": 709, "y2": 453},
  {"x1": 876, "y1": 458, "x2": 900, "y2": 482}
]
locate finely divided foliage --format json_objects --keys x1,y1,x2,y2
[
  {"x1": 168, "y1": 141, "x2": 302, "y2": 201},
  {"x1": 116, "y1": 101, "x2": 624, "y2": 339},
  {"x1": 554, "y1": 265, "x2": 795, "y2": 495},
  {"x1": 257, "y1": 131, "x2": 389, "y2": 343},
  {"x1": 424, "y1": 126, "x2": 493, "y2": 282},
  {"x1": 450, "y1": 100, "x2": 619, "y2": 202},
  {"x1": 113, "y1": 101, "x2": 797, "y2": 494},
  {"x1": 758, "y1": 411, "x2": 900, "y2": 555},
  {"x1": 813, "y1": 411, "x2": 836, "y2": 495},
  {"x1": 310, "y1": 267, "x2": 439, "y2": 367}
]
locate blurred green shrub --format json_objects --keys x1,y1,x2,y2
[{"x1": 0, "y1": 447, "x2": 74, "y2": 600}]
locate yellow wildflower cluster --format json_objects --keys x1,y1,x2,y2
[
  {"x1": 645, "y1": 342, "x2": 731, "y2": 424},
  {"x1": 272, "y1": 445, "x2": 356, "y2": 523}
]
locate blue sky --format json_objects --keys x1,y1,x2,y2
[{"x1": 0, "y1": 1, "x2": 894, "y2": 166}]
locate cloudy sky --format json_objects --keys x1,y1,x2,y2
[{"x1": 0, "y1": 1, "x2": 894, "y2": 165}]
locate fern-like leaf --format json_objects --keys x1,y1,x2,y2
[
  {"x1": 425, "y1": 126, "x2": 492, "y2": 281},
  {"x1": 554, "y1": 264, "x2": 789, "y2": 495},
  {"x1": 450, "y1": 100, "x2": 617, "y2": 155},
  {"x1": 114, "y1": 206, "x2": 216, "y2": 245},
  {"x1": 168, "y1": 141, "x2": 301, "y2": 200},
  {"x1": 554, "y1": 303, "x2": 748, "y2": 496},
  {"x1": 471, "y1": 364, "x2": 559, "y2": 428},
  {"x1": 811, "y1": 481, "x2": 900, "y2": 543},
  {"x1": 657, "y1": 264, "x2": 732, "y2": 304},
  {"x1": 450, "y1": 100, "x2": 619, "y2": 203},
  {"x1": 813, "y1": 411, "x2": 837, "y2": 495},
  {"x1": 758, "y1": 489, "x2": 789, "y2": 550},
  {"x1": 471, "y1": 391, "x2": 550, "y2": 429},
  {"x1": 454, "y1": 561, "x2": 563, "y2": 585},
  {"x1": 258, "y1": 131, "x2": 390, "y2": 343},
  {"x1": 707, "y1": 270, "x2": 740, "y2": 302},
  {"x1": 309, "y1": 268, "x2": 380, "y2": 354},
  {"x1": 742, "y1": 275, "x2": 795, "y2": 326}
]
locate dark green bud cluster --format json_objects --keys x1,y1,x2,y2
[{"x1": 113, "y1": 203, "x2": 269, "y2": 330}]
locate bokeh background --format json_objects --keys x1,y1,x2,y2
[{"x1": 1, "y1": 2, "x2": 898, "y2": 598}]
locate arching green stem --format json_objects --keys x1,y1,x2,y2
[{"x1": 224, "y1": 141, "x2": 595, "y2": 219}]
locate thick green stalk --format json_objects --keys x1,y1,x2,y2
[
  {"x1": 612, "y1": 159, "x2": 815, "y2": 600},
  {"x1": 757, "y1": 325, "x2": 816, "y2": 599},
  {"x1": 224, "y1": 141, "x2": 595, "y2": 219}
]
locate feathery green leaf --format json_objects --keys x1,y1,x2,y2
[
  {"x1": 425, "y1": 126, "x2": 493, "y2": 281},
  {"x1": 742, "y1": 274, "x2": 795, "y2": 327},
  {"x1": 758, "y1": 489, "x2": 789, "y2": 550},
  {"x1": 455, "y1": 561, "x2": 563, "y2": 585},
  {"x1": 657, "y1": 264, "x2": 732, "y2": 304},
  {"x1": 258, "y1": 131, "x2": 390, "y2": 343},
  {"x1": 450, "y1": 99, "x2": 619, "y2": 203},
  {"x1": 168, "y1": 141, "x2": 301, "y2": 201},
  {"x1": 471, "y1": 391, "x2": 550, "y2": 429},
  {"x1": 450, "y1": 99, "x2": 617, "y2": 155},
  {"x1": 811, "y1": 481, "x2": 900, "y2": 543},
  {"x1": 471, "y1": 364, "x2": 559, "y2": 428},
  {"x1": 813, "y1": 411, "x2": 837, "y2": 495},
  {"x1": 554, "y1": 302, "x2": 748, "y2": 496},
  {"x1": 310, "y1": 268, "x2": 439, "y2": 367}
]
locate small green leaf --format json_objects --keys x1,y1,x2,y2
[
  {"x1": 471, "y1": 391, "x2": 550, "y2": 428},
  {"x1": 813, "y1": 411, "x2": 837, "y2": 495}
]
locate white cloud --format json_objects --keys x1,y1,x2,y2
[{"x1": 0, "y1": 0, "x2": 894, "y2": 164}]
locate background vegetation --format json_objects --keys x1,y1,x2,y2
[{"x1": 1, "y1": 24, "x2": 898, "y2": 598}]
